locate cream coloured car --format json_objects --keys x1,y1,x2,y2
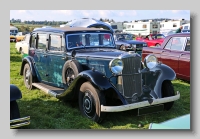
[{"x1": 15, "y1": 34, "x2": 30, "y2": 57}]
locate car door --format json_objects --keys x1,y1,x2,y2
[
  {"x1": 46, "y1": 33, "x2": 66, "y2": 88},
  {"x1": 178, "y1": 37, "x2": 190, "y2": 81},
  {"x1": 160, "y1": 36, "x2": 187, "y2": 77},
  {"x1": 33, "y1": 33, "x2": 48, "y2": 82}
]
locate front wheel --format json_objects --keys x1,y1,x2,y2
[
  {"x1": 79, "y1": 82, "x2": 106, "y2": 123},
  {"x1": 162, "y1": 80, "x2": 175, "y2": 110},
  {"x1": 10, "y1": 101, "x2": 20, "y2": 120}
]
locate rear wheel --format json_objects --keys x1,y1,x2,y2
[
  {"x1": 23, "y1": 63, "x2": 33, "y2": 90},
  {"x1": 79, "y1": 82, "x2": 106, "y2": 123},
  {"x1": 162, "y1": 80, "x2": 175, "y2": 110},
  {"x1": 19, "y1": 47, "x2": 23, "y2": 54},
  {"x1": 62, "y1": 60, "x2": 83, "y2": 87},
  {"x1": 156, "y1": 43, "x2": 161, "y2": 47}
]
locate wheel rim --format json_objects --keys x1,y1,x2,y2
[
  {"x1": 82, "y1": 91, "x2": 95, "y2": 118},
  {"x1": 25, "y1": 68, "x2": 31, "y2": 86},
  {"x1": 65, "y1": 68, "x2": 75, "y2": 86}
]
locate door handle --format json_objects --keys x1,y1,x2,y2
[
  {"x1": 43, "y1": 55, "x2": 47, "y2": 57},
  {"x1": 180, "y1": 53, "x2": 185, "y2": 56},
  {"x1": 161, "y1": 50, "x2": 166, "y2": 53}
]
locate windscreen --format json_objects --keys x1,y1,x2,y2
[{"x1": 66, "y1": 33, "x2": 115, "y2": 49}]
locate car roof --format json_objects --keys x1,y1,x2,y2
[
  {"x1": 33, "y1": 26, "x2": 110, "y2": 33},
  {"x1": 166, "y1": 32, "x2": 190, "y2": 37}
]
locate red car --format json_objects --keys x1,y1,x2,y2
[
  {"x1": 141, "y1": 33, "x2": 190, "y2": 82},
  {"x1": 136, "y1": 34, "x2": 165, "y2": 47}
]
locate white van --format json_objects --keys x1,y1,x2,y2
[
  {"x1": 182, "y1": 23, "x2": 190, "y2": 33},
  {"x1": 10, "y1": 26, "x2": 18, "y2": 36}
]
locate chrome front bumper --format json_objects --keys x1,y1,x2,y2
[
  {"x1": 10, "y1": 116, "x2": 30, "y2": 129},
  {"x1": 101, "y1": 91, "x2": 180, "y2": 112}
]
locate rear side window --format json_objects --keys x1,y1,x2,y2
[{"x1": 37, "y1": 34, "x2": 47, "y2": 50}]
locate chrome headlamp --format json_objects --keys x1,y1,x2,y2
[
  {"x1": 144, "y1": 54, "x2": 158, "y2": 69},
  {"x1": 109, "y1": 58, "x2": 124, "y2": 74}
]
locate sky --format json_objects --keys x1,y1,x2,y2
[{"x1": 10, "y1": 10, "x2": 190, "y2": 22}]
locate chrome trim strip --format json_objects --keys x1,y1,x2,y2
[
  {"x1": 10, "y1": 116, "x2": 30, "y2": 129},
  {"x1": 101, "y1": 91, "x2": 180, "y2": 112}
]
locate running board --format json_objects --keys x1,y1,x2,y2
[{"x1": 32, "y1": 83, "x2": 64, "y2": 97}]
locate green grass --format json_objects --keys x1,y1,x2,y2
[{"x1": 10, "y1": 43, "x2": 190, "y2": 129}]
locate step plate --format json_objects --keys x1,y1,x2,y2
[{"x1": 32, "y1": 83, "x2": 64, "y2": 97}]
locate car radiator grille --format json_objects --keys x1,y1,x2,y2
[{"x1": 119, "y1": 56, "x2": 142, "y2": 103}]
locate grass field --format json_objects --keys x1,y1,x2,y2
[{"x1": 10, "y1": 42, "x2": 190, "y2": 129}]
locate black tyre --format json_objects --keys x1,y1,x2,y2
[
  {"x1": 10, "y1": 101, "x2": 20, "y2": 120},
  {"x1": 62, "y1": 60, "x2": 83, "y2": 87},
  {"x1": 162, "y1": 80, "x2": 175, "y2": 110},
  {"x1": 23, "y1": 63, "x2": 33, "y2": 90},
  {"x1": 156, "y1": 43, "x2": 161, "y2": 47},
  {"x1": 79, "y1": 82, "x2": 106, "y2": 123},
  {"x1": 19, "y1": 47, "x2": 23, "y2": 54},
  {"x1": 119, "y1": 45, "x2": 124, "y2": 50}
]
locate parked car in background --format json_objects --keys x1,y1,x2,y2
[
  {"x1": 114, "y1": 33, "x2": 148, "y2": 55},
  {"x1": 15, "y1": 34, "x2": 30, "y2": 57},
  {"x1": 161, "y1": 29, "x2": 177, "y2": 37},
  {"x1": 136, "y1": 34, "x2": 165, "y2": 47},
  {"x1": 182, "y1": 23, "x2": 190, "y2": 33},
  {"x1": 142, "y1": 33, "x2": 190, "y2": 82},
  {"x1": 10, "y1": 26, "x2": 18, "y2": 36},
  {"x1": 15, "y1": 32, "x2": 26, "y2": 42},
  {"x1": 20, "y1": 27, "x2": 180, "y2": 123},
  {"x1": 10, "y1": 32, "x2": 16, "y2": 42},
  {"x1": 149, "y1": 114, "x2": 190, "y2": 129},
  {"x1": 10, "y1": 84, "x2": 30, "y2": 129}
]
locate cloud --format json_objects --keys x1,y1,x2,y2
[
  {"x1": 98, "y1": 10, "x2": 112, "y2": 18},
  {"x1": 52, "y1": 10, "x2": 73, "y2": 16},
  {"x1": 171, "y1": 10, "x2": 181, "y2": 13},
  {"x1": 18, "y1": 10, "x2": 26, "y2": 13}
]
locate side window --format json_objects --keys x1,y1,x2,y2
[
  {"x1": 49, "y1": 34, "x2": 62, "y2": 51},
  {"x1": 170, "y1": 37, "x2": 185, "y2": 51},
  {"x1": 37, "y1": 34, "x2": 47, "y2": 50},
  {"x1": 185, "y1": 37, "x2": 190, "y2": 51},
  {"x1": 30, "y1": 34, "x2": 36, "y2": 48}
]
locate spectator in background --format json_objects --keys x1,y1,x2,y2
[
  {"x1": 175, "y1": 26, "x2": 183, "y2": 33},
  {"x1": 148, "y1": 32, "x2": 153, "y2": 40}
]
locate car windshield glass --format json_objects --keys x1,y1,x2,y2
[
  {"x1": 117, "y1": 34, "x2": 133, "y2": 40},
  {"x1": 66, "y1": 33, "x2": 114, "y2": 48}
]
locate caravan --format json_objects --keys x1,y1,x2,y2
[
  {"x1": 181, "y1": 23, "x2": 190, "y2": 33},
  {"x1": 10, "y1": 26, "x2": 18, "y2": 36}
]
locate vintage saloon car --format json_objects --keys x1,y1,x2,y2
[
  {"x1": 114, "y1": 33, "x2": 148, "y2": 55},
  {"x1": 142, "y1": 33, "x2": 190, "y2": 82},
  {"x1": 20, "y1": 27, "x2": 180, "y2": 123},
  {"x1": 10, "y1": 84, "x2": 30, "y2": 128}
]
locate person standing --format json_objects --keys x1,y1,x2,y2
[{"x1": 175, "y1": 26, "x2": 183, "y2": 33}]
